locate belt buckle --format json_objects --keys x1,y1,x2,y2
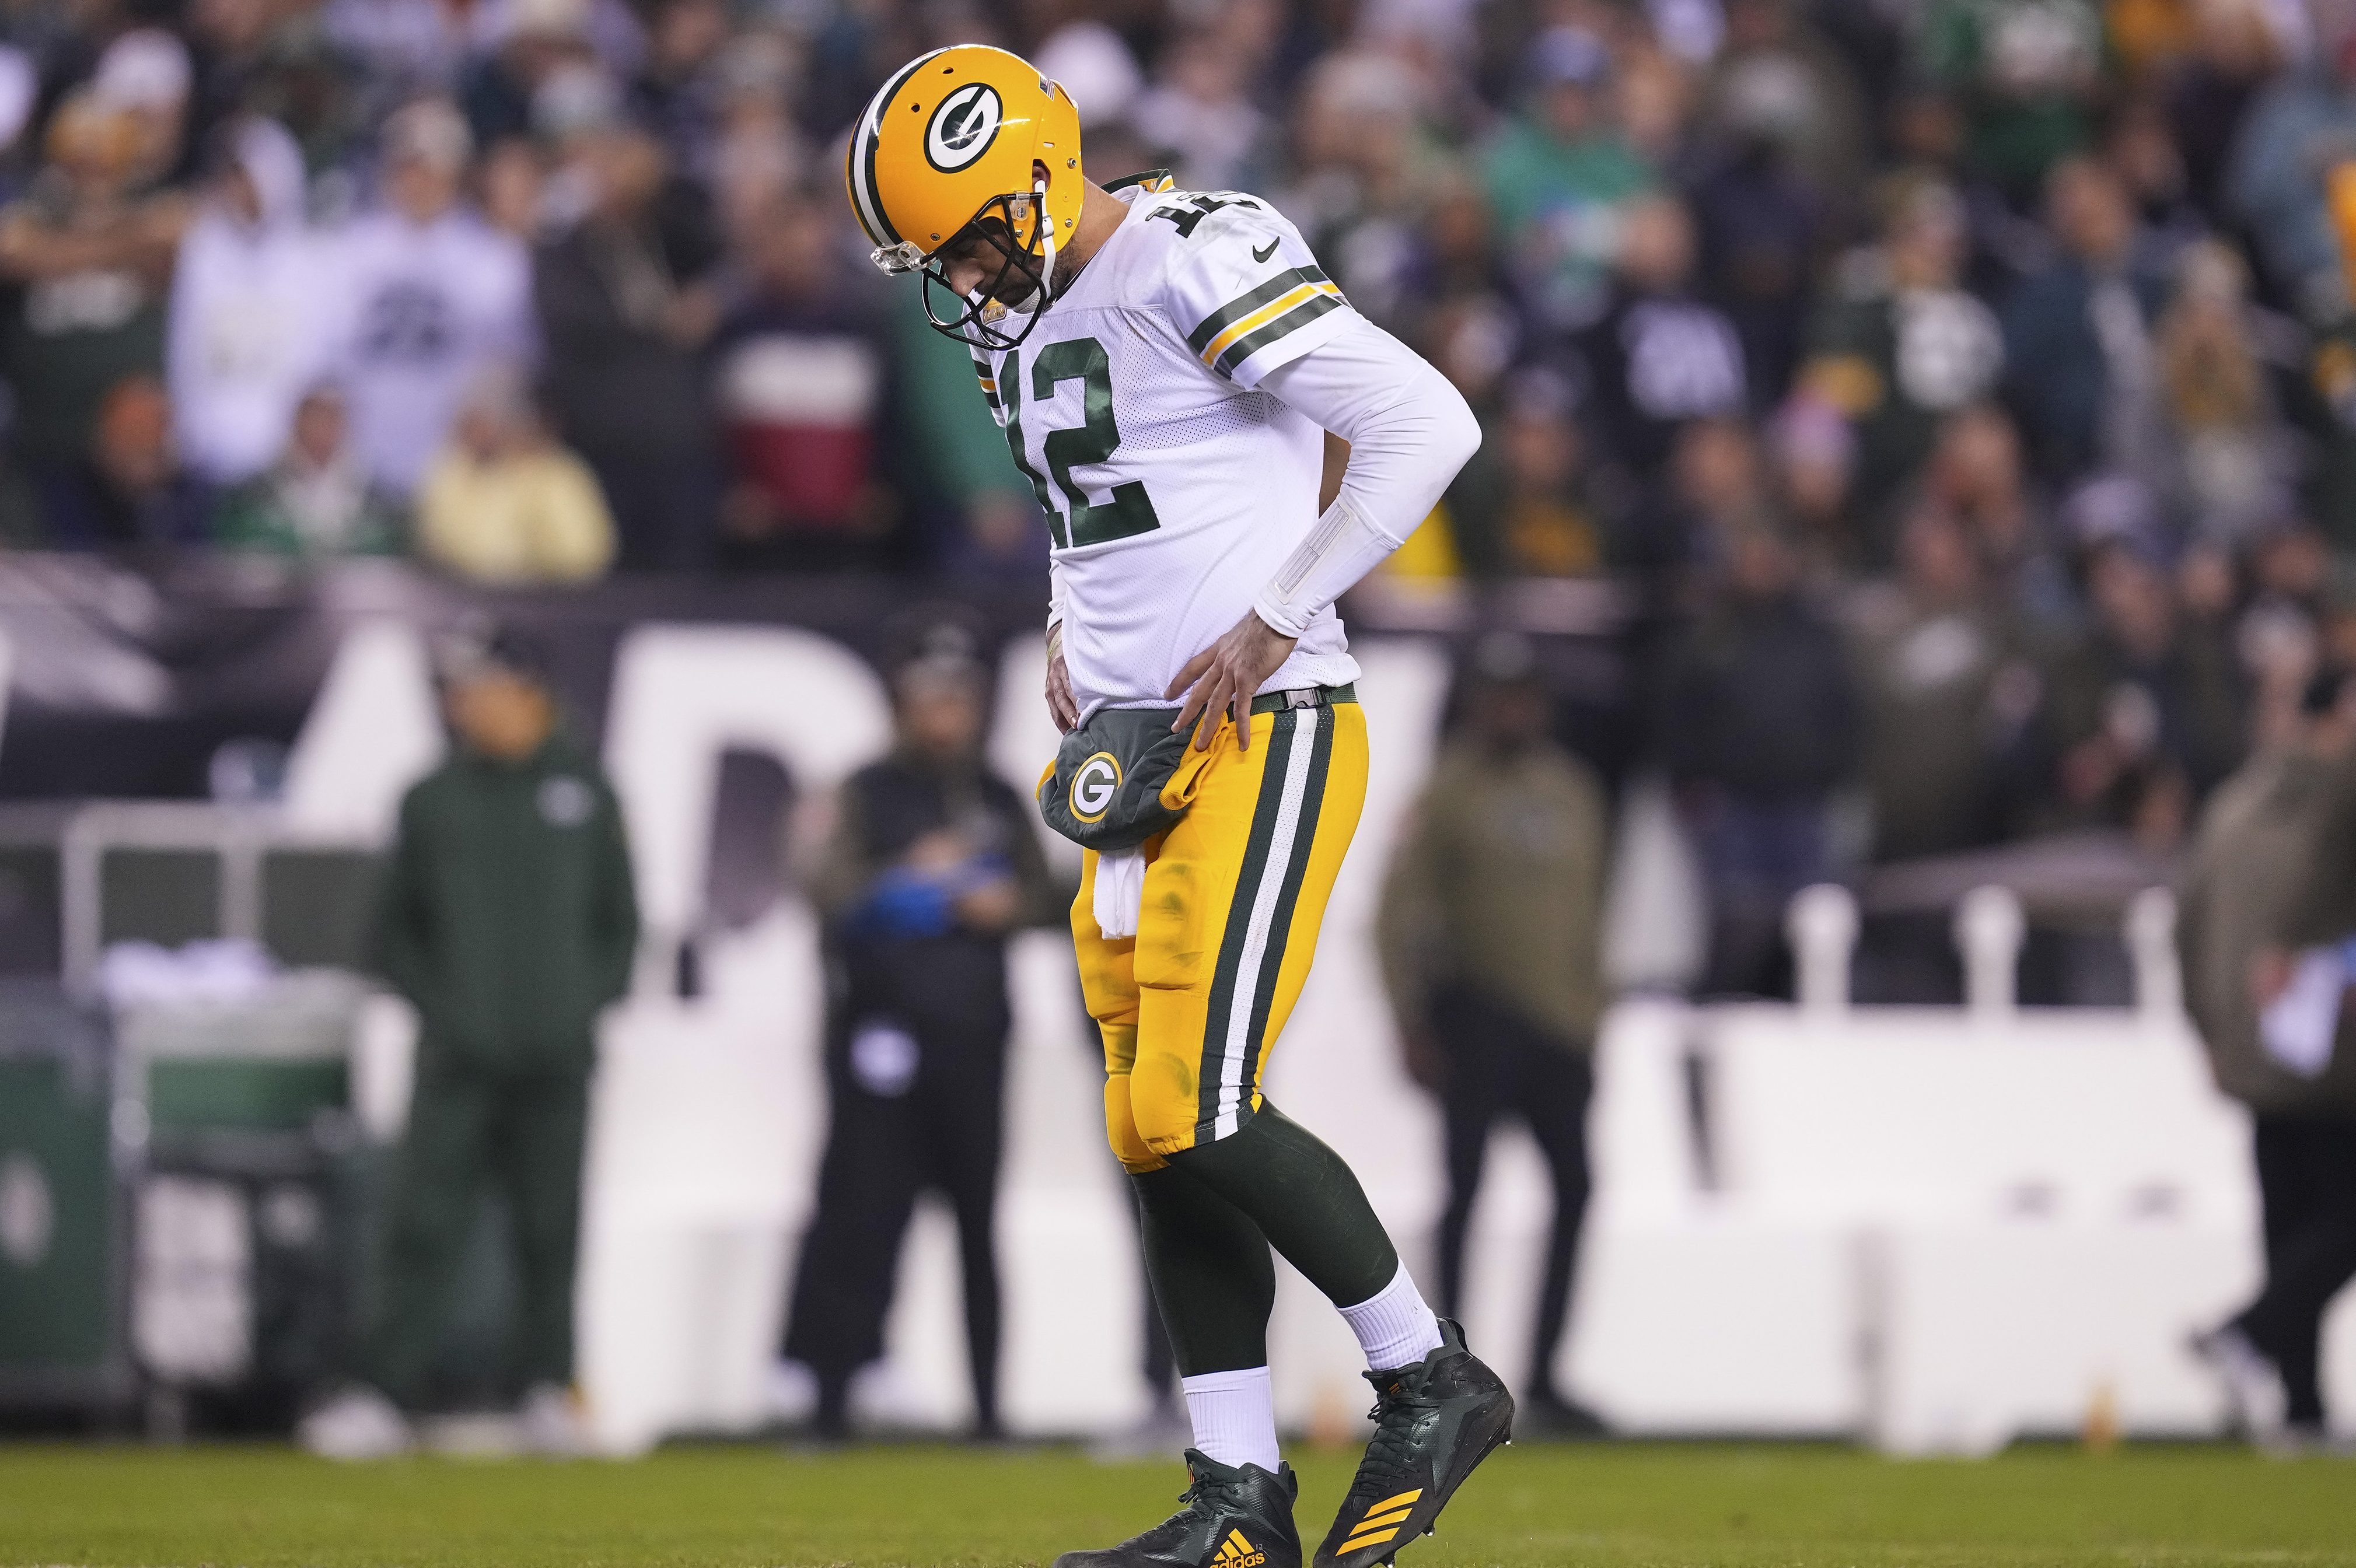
[{"x1": 1282, "y1": 687, "x2": 1320, "y2": 710}]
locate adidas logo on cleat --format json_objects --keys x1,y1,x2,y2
[{"x1": 1213, "y1": 1528, "x2": 1266, "y2": 1566}]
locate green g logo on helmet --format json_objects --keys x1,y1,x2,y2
[
  {"x1": 1070, "y1": 752, "x2": 1122, "y2": 822},
  {"x1": 925, "y1": 82, "x2": 1004, "y2": 172}
]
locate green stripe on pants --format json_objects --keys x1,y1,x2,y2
[{"x1": 1194, "y1": 707, "x2": 1300, "y2": 1142}]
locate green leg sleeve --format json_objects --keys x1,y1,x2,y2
[
  {"x1": 1131, "y1": 1163, "x2": 1275, "y2": 1377},
  {"x1": 1167, "y1": 1100, "x2": 1399, "y2": 1310}
]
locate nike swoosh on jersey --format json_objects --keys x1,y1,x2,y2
[{"x1": 1252, "y1": 238, "x2": 1280, "y2": 262}]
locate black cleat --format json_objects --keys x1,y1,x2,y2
[
  {"x1": 1313, "y1": 1319, "x2": 1513, "y2": 1568},
  {"x1": 1056, "y1": 1447, "x2": 1301, "y2": 1568}
]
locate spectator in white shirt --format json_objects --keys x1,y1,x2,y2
[
  {"x1": 168, "y1": 117, "x2": 331, "y2": 484},
  {"x1": 325, "y1": 99, "x2": 533, "y2": 494}
]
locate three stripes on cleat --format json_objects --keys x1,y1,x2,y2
[{"x1": 1336, "y1": 1488, "x2": 1422, "y2": 1555}]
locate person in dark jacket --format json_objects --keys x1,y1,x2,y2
[
  {"x1": 1848, "y1": 506, "x2": 2036, "y2": 863},
  {"x1": 1661, "y1": 517, "x2": 1860, "y2": 996},
  {"x1": 299, "y1": 622, "x2": 639, "y2": 1459},
  {"x1": 2029, "y1": 533, "x2": 2244, "y2": 850},
  {"x1": 704, "y1": 189, "x2": 904, "y2": 572},
  {"x1": 780, "y1": 631, "x2": 1058, "y2": 1438},
  {"x1": 1571, "y1": 192, "x2": 1751, "y2": 491},
  {"x1": 41, "y1": 374, "x2": 212, "y2": 550},
  {"x1": 2185, "y1": 667, "x2": 2356, "y2": 1447},
  {"x1": 2001, "y1": 157, "x2": 2173, "y2": 485},
  {"x1": 533, "y1": 116, "x2": 723, "y2": 570}
]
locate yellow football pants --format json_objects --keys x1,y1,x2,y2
[{"x1": 1075, "y1": 696, "x2": 1369, "y2": 1173}]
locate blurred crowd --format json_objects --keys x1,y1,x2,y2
[
  {"x1": 0, "y1": 0, "x2": 1025, "y2": 576},
  {"x1": 2, "y1": 0, "x2": 2356, "y2": 905}
]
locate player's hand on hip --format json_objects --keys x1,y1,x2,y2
[
  {"x1": 1046, "y1": 647, "x2": 1079, "y2": 732},
  {"x1": 1167, "y1": 611, "x2": 1298, "y2": 752}
]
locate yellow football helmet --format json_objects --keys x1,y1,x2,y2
[{"x1": 844, "y1": 44, "x2": 1083, "y2": 349}]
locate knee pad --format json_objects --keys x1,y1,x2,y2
[{"x1": 1102, "y1": 1074, "x2": 1166, "y2": 1174}]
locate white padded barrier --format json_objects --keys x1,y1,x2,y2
[
  {"x1": 576, "y1": 996, "x2": 817, "y2": 1454},
  {"x1": 1864, "y1": 1220, "x2": 2256, "y2": 1453},
  {"x1": 575, "y1": 636, "x2": 1471, "y2": 1445},
  {"x1": 1698, "y1": 1003, "x2": 2260, "y2": 1451},
  {"x1": 2333, "y1": 1294, "x2": 2356, "y2": 1429},
  {"x1": 1568, "y1": 1208, "x2": 1864, "y2": 1433},
  {"x1": 1703, "y1": 1007, "x2": 2253, "y2": 1227},
  {"x1": 581, "y1": 625, "x2": 894, "y2": 1448},
  {"x1": 1565, "y1": 998, "x2": 1865, "y2": 1434}
]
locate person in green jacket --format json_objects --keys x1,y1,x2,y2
[{"x1": 299, "y1": 622, "x2": 639, "y2": 1459}]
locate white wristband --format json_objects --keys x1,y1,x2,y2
[{"x1": 1252, "y1": 495, "x2": 1401, "y2": 638}]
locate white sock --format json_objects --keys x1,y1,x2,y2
[
  {"x1": 1338, "y1": 1262, "x2": 1445, "y2": 1371},
  {"x1": 1181, "y1": 1366, "x2": 1280, "y2": 1473}
]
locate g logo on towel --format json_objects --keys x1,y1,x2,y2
[{"x1": 1070, "y1": 751, "x2": 1121, "y2": 822}]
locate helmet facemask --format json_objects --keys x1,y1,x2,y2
[{"x1": 896, "y1": 178, "x2": 1060, "y2": 352}]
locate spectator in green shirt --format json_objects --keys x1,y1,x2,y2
[
  {"x1": 1798, "y1": 179, "x2": 2004, "y2": 558},
  {"x1": 1917, "y1": 0, "x2": 2106, "y2": 201},
  {"x1": 1481, "y1": 25, "x2": 1654, "y2": 332},
  {"x1": 0, "y1": 92, "x2": 188, "y2": 503},
  {"x1": 214, "y1": 384, "x2": 406, "y2": 559}
]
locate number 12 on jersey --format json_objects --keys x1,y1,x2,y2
[{"x1": 1001, "y1": 337, "x2": 1162, "y2": 549}]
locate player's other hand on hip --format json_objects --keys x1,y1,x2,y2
[
  {"x1": 1167, "y1": 611, "x2": 1298, "y2": 752},
  {"x1": 1046, "y1": 648, "x2": 1079, "y2": 732}
]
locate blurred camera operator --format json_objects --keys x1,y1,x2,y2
[{"x1": 778, "y1": 629, "x2": 1057, "y2": 1439}]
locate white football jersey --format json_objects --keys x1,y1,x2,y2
[{"x1": 973, "y1": 178, "x2": 1365, "y2": 719}]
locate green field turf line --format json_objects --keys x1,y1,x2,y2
[{"x1": 0, "y1": 1441, "x2": 2351, "y2": 1568}]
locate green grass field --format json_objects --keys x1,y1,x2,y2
[{"x1": 1, "y1": 1440, "x2": 2352, "y2": 1567}]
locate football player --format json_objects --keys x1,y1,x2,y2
[{"x1": 847, "y1": 46, "x2": 1507, "y2": 1568}]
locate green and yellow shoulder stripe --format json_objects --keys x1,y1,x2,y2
[{"x1": 1186, "y1": 265, "x2": 1347, "y2": 380}]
